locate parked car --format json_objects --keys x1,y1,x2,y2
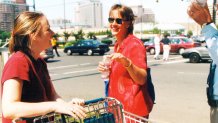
[
  {"x1": 144, "y1": 36, "x2": 201, "y2": 55},
  {"x1": 181, "y1": 46, "x2": 211, "y2": 63},
  {"x1": 64, "y1": 39, "x2": 110, "y2": 56},
  {"x1": 40, "y1": 47, "x2": 55, "y2": 61},
  {"x1": 141, "y1": 37, "x2": 154, "y2": 43},
  {"x1": 1, "y1": 41, "x2": 54, "y2": 62}
]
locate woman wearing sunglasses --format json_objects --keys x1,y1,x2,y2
[{"x1": 98, "y1": 4, "x2": 154, "y2": 118}]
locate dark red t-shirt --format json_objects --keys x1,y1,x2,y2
[
  {"x1": 1, "y1": 51, "x2": 55, "y2": 123},
  {"x1": 109, "y1": 34, "x2": 153, "y2": 117}
]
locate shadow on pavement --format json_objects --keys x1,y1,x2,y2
[{"x1": 46, "y1": 59, "x2": 61, "y2": 63}]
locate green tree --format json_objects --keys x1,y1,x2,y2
[
  {"x1": 176, "y1": 31, "x2": 182, "y2": 35},
  {"x1": 0, "y1": 30, "x2": 10, "y2": 42},
  {"x1": 63, "y1": 32, "x2": 71, "y2": 42},
  {"x1": 152, "y1": 27, "x2": 161, "y2": 34},
  {"x1": 87, "y1": 32, "x2": 95, "y2": 39},
  {"x1": 187, "y1": 30, "x2": 193, "y2": 38},
  {"x1": 71, "y1": 29, "x2": 85, "y2": 42},
  {"x1": 53, "y1": 33, "x2": 60, "y2": 40},
  {"x1": 163, "y1": 31, "x2": 170, "y2": 37},
  {"x1": 77, "y1": 29, "x2": 85, "y2": 40},
  {"x1": 72, "y1": 32, "x2": 79, "y2": 41},
  {"x1": 106, "y1": 29, "x2": 112, "y2": 38}
]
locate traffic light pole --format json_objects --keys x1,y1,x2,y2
[
  {"x1": 33, "y1": 0, "x2": 35, "y2": 11},
  {"x1": 213, "y1": 0, "x2": 217, "y2": 24}
]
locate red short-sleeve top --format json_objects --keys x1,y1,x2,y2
[
  {"x1": 109, "y1": 34, "x2": 153, "y2": 116},
  {"x1": 1, "y1": 51, "x2": 55, "y2": 123}
]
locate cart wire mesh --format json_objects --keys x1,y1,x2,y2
[
  {"x1": 13, "y1": 97, "x2": 124, "y2": 123},
  {"x1": 13, "y1": 97, "x2": 170, "y2": 123}
]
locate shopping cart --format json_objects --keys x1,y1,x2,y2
[{"x1": 13, "y1": 97, "x2": 162, "y2": 123}]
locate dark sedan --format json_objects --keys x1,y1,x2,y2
[
  {"x1": 64, "y1": 39, "x2": 110, "y2": 56},
  {"x1": 181, "y1": 46, "x2": 211, "y2": 63}
]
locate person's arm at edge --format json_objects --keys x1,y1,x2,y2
[
  {"x1": 202, "y1": 23, "x2": 218, "y2": 65},
  {"x1": 2, "y1": 78, "x2": 86, "y2": 120},
  {"x1": 2, "y1": 78, "x2": 56, "y2": 119}
]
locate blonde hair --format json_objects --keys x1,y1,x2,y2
[{"x1": 9, "y1": 11, "x2": 44, "y2": 55}]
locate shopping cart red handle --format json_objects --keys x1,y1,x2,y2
[{"x1": 84, "y1": 97, "x2": 105, "y2": 105}]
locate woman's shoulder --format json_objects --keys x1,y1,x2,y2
[
  {"x1": 3, "y1": 52, "x2": 30, "y2": 73},
  {"x1": 7, "y1": 51, "x2": 28, "y2": 63},
  {"x1": 125, "y1": 35, "x2": 144, "y2": 47}
]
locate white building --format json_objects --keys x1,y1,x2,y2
[
  {"x1": 49, "y1": 18, "x2": 73, "y2": 30},
  {"x1": 130, "y1": 5, "x2": 155, "y2": 24},
  {"x1": 75, "y1": 0, "x2": 103, "y2": 28}
]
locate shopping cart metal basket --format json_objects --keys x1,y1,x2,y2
[
  {"x1": 13, "y1": 97, "x2": 124, "y2": 123},
  {"x1": 13, "y1": 97, "x2": 164, "y2": 123}
]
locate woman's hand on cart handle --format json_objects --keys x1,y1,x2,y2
[
  {"x1": 53, "y1": 101, "x2": 87, "y2": 120},
  {"x1": 70, "y1": 98, "x2": 85, "y2": 106}
]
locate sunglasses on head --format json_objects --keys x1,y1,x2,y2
[{"x1": 108, "y1": 18, "x2": 124, "y2": 24}]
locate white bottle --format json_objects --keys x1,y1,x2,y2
[
  {"x1": 193, "y1": 0, "x2": 207, "y2": 7},
  {"x1": 101, "y1": 55, "x2": 111, "y2": 81}
]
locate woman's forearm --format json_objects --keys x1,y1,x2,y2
[
  {"x1": 2, "y1": 101, "x2": 56, "y2": 120},
  {"x1": 125, "y1": 61, "x2": 147, "y2": 85}
]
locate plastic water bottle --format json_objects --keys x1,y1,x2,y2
[
  {"x1": 101, "y1": 55, "x2": 111, "y2": 81},
  {"x1": 193, "y1": 0, "x2": 207, "y2": 7},
  {"x1": 101, "y1": 55, "x2": 111, "y2": 97}
]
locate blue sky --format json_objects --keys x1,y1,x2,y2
[{"x1": 25, "y1": 0, "x2": 211, "y2": 24}]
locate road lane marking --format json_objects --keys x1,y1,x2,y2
[
  {"x1": 80, "y1": 63, "x2": 91, "y2": 66},
  {"x1": 48, "y1": 63, "x2": 90, "y2": 70},
  {"x1": 148, "y1": 56, "x2": 183, "y2": 63},
  {"x1": 50, "y1": 68, "x2": 97, "y2": 76},
  {"x1": 163, "y1": 59, "x2": 189, "y2": 64},
  {"x1": 177, "y1": 71, "x2": 207, "y2": 75}
]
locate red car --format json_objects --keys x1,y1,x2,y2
[{"x1": 144, "y1": 36, "x2": 201, "y2": 55}]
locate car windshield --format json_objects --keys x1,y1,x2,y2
[
  {"x1": 92, "y1": 40, "x2": 100, "y2": 45},
  {"x1": 181, "y1": 38, "x2": 192, "y2": 43}
]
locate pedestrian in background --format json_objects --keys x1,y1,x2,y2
[
  {"x1": 154, "y1": 34, "x2": 161, "y2": 60},
  {"x1": 187, "y1": 2, "x2": 218, "y2": 123},
  {"x1": 1, "y1": 11, "x2": 86, "y2": 123},
  {"x1": 98, "y1": 4, "x2": 154, "y2": 119},
  {"x1": 161, "y1": 34, "x2": 171, "y2": 61},
  {"x1": 51, "y1": 37, "x2": 60, "y2": 57}
]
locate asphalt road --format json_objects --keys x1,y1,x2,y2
[{"x1": 0, "y1": 48, "x2": 211, "y2": 123}]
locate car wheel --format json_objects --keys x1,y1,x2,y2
[
  {"x1": 179, "y1": 48, "x2": 185, "y2": 55},
  {"x1": 189, "y1": 53, "x2": 200, "y2": 63},
  {"x1": 87, "y1": 49, "x2": 93, "y2": 56},
  {"x1": 149, "y1": 48, "x2": 155, "y2": 55},
  {"x1": 66, "y1": 49, "x2": 72, "y2": 55}
]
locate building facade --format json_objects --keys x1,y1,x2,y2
[
  {"x1": 75, "y1": 0, "x2": 103, "y2": 28},
  {"x1": 0, "y1": 0, "x2": 28, "y2": 32},
  {"x1": 131, "y1": 5, "x2": 155, "y2": 24}
]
